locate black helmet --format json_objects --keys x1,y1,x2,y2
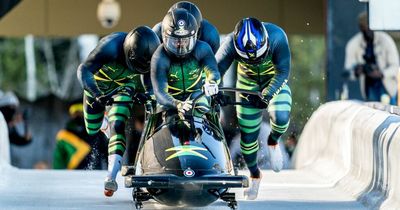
[
  {"x1": 123, "y1": 26, "x2": 161, "y2": 73},
  {"x1": 168, "y1": 1, "x2": 202, "y2": 29},
  {"x1": 233, "y1": 17, "x2": 269, "y2": 64},
  {"x1": 162, "y1": 8, "x2": 198, "y2": 57}
]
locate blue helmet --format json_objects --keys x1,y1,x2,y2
[{"x1": 233, "y1": 17, "x2": 269, "y2": 64}]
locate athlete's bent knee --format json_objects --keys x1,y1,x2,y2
[
  {"x1": 240, "y1": 131, "x2": 260, "y2": 143},
  {"x1": 86, "y1": 128, "x2": 99, "y2": 136},
  {"x1": 110, "y1": 120, "x2": 126, "y2": 134},
  {"x1": 274, "y1": 111, "x2": 290, "y2": 127}
]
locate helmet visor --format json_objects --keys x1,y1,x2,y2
[
  {"x1": 126, "y1": 56, "x2": 150, "y2": 74},
  {"x1": 234, "y1": 39, "x2": 269, "y2": 64},
  {"x1": 164, "y1": 34, "x2": 196, "y2": 57},
  {"x1": 133, "y1": 59, "x2": 150, "y2": 74}
]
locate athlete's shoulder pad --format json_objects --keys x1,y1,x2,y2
[
  {"x1": 201, "y1": 19, "x2": 219, "y2": 35},
  {"x1": 100, "y1": 32, "x2": 127, "y2": 44},
  {"x1": 151, "y1": 44, "x2": 170, "y2": 68},
  {"x1": 263, "y1": 22, "x2": 287, "y2": 38},
  {"x1": 194, "y1": 40, "x2": 213, "y2": 53},
  {"x1": 152, "y1": 22, "x2": 163, "y2": 42},
  {"x1": 95, "y1": 32, "x2": 127, "y2": 58}
]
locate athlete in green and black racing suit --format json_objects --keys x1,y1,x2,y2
[
  {"x1": 151, "y1": 9, "x2": 220, "y2": 118},
  {"x1": 216, "y1": 17, "x2": 292, "y2": 200},
  {"x1": 77, "y1": 26, "x2": 160, "y2": 197}
]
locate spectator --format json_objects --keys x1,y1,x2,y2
[
  {"x1": 0, "y1": 90, "x2": 32, "y2": 145},
  {"x1": 344, "y1": 12, "x2": 400, "y2": 105},
  {"x1": 284, "y1": 132, "x2": 297, "y2": 159},
  {"x1": 34, "y1": 161, "x2": 50, "y2": 170},
  {"x1": 53, "y1": 101, "x2": 108, "y2": 170}
]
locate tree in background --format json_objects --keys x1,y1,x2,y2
[
  {"x1": 0, "y1": 37, "x2": 86, "y2": 101},
  {"x1": 288, "y1": 35, "x2": 326, "y2": 136}
]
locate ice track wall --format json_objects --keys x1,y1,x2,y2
[
  {"x1": 0, "y1": 112, "x2": 10, "y2": 170},
  {"x1": 293, "y1": 101, "x2": 400, "y2": 210}
]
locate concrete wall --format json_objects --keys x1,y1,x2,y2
[
  {"x1": 293, "y1": 101, "x2": 400, "y2": 210},
  {"x1": 0, "y1": 111, "x2": 11, "y2": 171}
]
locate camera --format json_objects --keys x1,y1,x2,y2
[
  {"x1": 97, "y1": 0, "x2": 121, "y2": 29},
  {"x1": 362, "y1": 63, "x2": 374, "y2": 74},
  {"x1": 351, "y1": 51, "x2": 377, "y2": 78},
  {"x1": 362, "y1": 53, "x2": 376, "y2": 74}
]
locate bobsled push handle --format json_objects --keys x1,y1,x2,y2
[
  {"x1": 190, "y1": 87, "x2": 264, "y2": 115},
  {"x1": 102, "y1": 86, "x2": 152, "y2": 106}
]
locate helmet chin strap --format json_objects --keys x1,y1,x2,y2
[{"x1": 236, "y1": 41, "x2": 268, "y2": 62}]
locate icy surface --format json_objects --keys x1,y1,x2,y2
[{"x1": 0, "y1": 169, "x2": 367, "y2": 210}]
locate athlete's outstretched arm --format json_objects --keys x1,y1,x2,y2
[
  {"x1": 151, "y1": 46, "x2": 176, "y2": 108},
  {"x1": 195, "y1": 41, "x2": 221, "y2": 84},
  {"x1": 141, "y1": 72, "x2": 153, "y2": 95},
  {"x1": 216, "y1": 34, "x2": 236, "y2": 78},
  {"x1": 77, "y1": 33, "x2": 123, "y2": 97},
  {"x1": 262, "y1": 30, "x2": 291, "y2": 102},
  {"x1": 77, "y1": 53, "x2": 107, "y2": 97}
]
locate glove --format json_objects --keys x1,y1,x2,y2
[
  {"x1": 96, "y1": 95, "x2": 113, "y2": 106},
  {"x1": 203, "y1": 81, "x2": 219, "y2": 96},
  {"x1": 260, "y1": 89, "x2": 271, "y2": 106},
  {"x1": 176, "y1": 99, "x2": 193, "y2": 116},
  {"x1": 133, "y1": 92, "x2": 150, "y2": 104},
  {"x1": 261, "y1": 97, "x2": 269, "y2": 107},
  {"x1": 354, "y1": 64, "x2": 364, "y2": 78}
]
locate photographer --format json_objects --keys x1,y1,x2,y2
[
  {"x1": 344, "y1": 12, "x2": 399, "y2": 104},
  {"x1": 0, "y1": 90, "x2": 32, "y2": 145}
]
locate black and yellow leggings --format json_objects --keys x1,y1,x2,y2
[
  {"x1": 236, "y1": 82, "x2": 292, "y2": 171},
  {"x1": 83, "y1": 90, "x2": 133, "y2": 156}
]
